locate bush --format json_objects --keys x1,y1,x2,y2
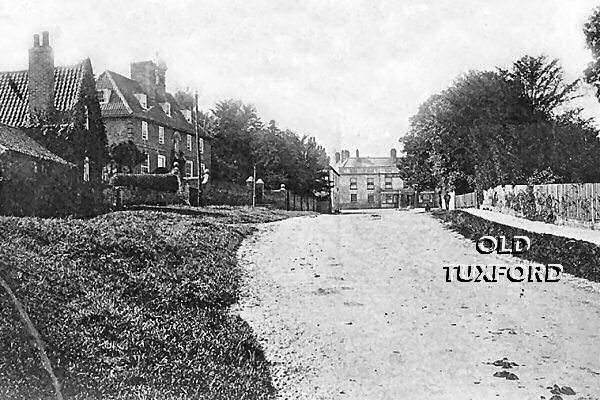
[
  {"x1": 433, "y1": 210, "x2": 600, "y2": 282},
  {"x1": 0, "y1": 210, "x2": 276, "y2": 399},
  {"x1": 110, "y1": 174, "x2": 179, "y2": 193}
]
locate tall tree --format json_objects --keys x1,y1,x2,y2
[
  {"x1": 500, "y1": 55, "x2": 580, "y2": 118},
  {"x1": 584, "y1": 7, "x2": 600, "y2": 98}
]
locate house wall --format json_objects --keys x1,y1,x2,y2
[
  {"x1": 339, "y1": 173, "x2": 404, "y2": 210},
  {"x1": 103, "y1": 116, "x2": 211, "y2": 176},
  {"x1": 0, "y1": 150, "x2": 77, "y2": 216}
]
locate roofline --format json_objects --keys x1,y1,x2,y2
[{"x1": 105, "y1": 70, "x2": 133, "y2": 114}]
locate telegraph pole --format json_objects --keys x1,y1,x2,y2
[{"x1": 194, "y1": 91, "x2": 202, "y2": 207}]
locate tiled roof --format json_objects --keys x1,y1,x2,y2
[
  {"x1": 0, "y1": 61, "x2": 88, "y2": 127},
  {"x1": 97, "y1": 70, "x2": 204, "y2": 136},
  {"x1": 0, "y1": 123, "x2": 70, "y2": 164},
  {"x1": 337, "y1": 157, "x2": 400, "y2": 174}
]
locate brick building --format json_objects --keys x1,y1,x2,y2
[
  {"x1": 0, "y1": 123, "x2": 76, "y2": 216},
  {"x1": 96, "y1": 60, "x2": 211, "y2": 178},
  {"x1": 0, "y1": 31, "x2": 106, "y2": 180},
  {"x1": 0, "y1": 32, "x2": 107, "y2": 216},
  {"x1": 331, "y1": 148, "x2": 414, "y2": 210}
]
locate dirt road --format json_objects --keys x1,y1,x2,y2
[{"x1": 236, "y1": 209, "x2": 600, "y2": 400}]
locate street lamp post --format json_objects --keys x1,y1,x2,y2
[{"x1": 252, "y1": 164, "x2": 256, "y2": 208}]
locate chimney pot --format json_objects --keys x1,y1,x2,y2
[
  {"x1": 335, "y1": 152, "x2": 340, "y2": 163},
  {"x1": 42, "y1": 31, "x2": 50, "y2": 46},
  {"x1": 390, "y1": 148, "x2": 397, "y2": 159},
  {"x1": 355, "y1": 149, "x2": 360, "y2": 158}
]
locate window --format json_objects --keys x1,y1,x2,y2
[
  {"x1": 141, "y1": 153, "x2": 150, "y2": 173},
  {"x1": 200, "y1": 163, "x2": 206, "y2": 173},
  {"x1": 199, "y1": 138, "x2": 204, "y2": 154},
  {"x1": 350, "y1": 177, "x2": 357, "y2": 190},
  {"x1": 187, "y1": 134, "x2": 193, "y2": 151},
  {"x1": 134, "y1": 93, "x2": 147, "y2": 109},
  {"x1": 350, "y1": 194, "x2": 357, "y2": 203},
  {"x1": 96, "y1": 89, "x2": 110, "y2": 104},
  {"x1": 385, "y1": 175, "x2": 393, "y2": 189},
  {"x1": 157, "y1": 155, "x2": 166, "y2": 168},
  {"x1": 141, "y1": 121, "x2": 148, "y2": 140},
  {"x1": 385, "y1": 194, "x2": 394, "y2": 203},
  {"x1": 185, "y1": 160, "x2": 194, "y2": 177},
  {"x1": 368, "y1": 193, "x2": 374, "y2": 203},
  {"x1": 161, "y1": 102, "x2": 171, "y2": 117},
  {"x1": 181, "y1": 109, "x2": 192, "y2": 123},
  {"x1": 367, "y1": 177, "x2": 374, "y2": 190},
  {"x1": 158, "y1": 126, "x2": 165, "y2": 144}
]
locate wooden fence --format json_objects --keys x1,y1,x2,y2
[{"x1": 469, "y1": 182, "x2": 600, "y2": 225}]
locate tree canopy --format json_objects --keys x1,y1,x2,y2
[
  {"x1": 207, "y1": 99, "x2": 328, "y2": 194},
  {"x1": 398, "y1": 55, "x2": 600, "y2": 194}
]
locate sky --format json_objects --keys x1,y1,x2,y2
[{"x1": 0, "y1": 0, "x2": 599, "y2": 158}]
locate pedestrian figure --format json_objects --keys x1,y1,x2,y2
[{"x1": 444, "y1": 193, "x2": 451, "y2": 210}]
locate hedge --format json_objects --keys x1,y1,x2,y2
[
  {"x1": 110, "y1": 174, "x2": 179, "y2": 193},
  {"x1": 432, "y1": 210, "x2": 600, "y2": 282}
]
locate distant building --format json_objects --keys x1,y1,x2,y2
[
  {"x1": 331, "y1": 148, "x2": 414, "y2": 210},
  {"x1": 96, "y1": 60, "x2": 211, "y2": 178}
]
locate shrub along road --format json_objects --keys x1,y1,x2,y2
[{"x1": 236, "y1": 209, "x2": 600, "y2": 400}]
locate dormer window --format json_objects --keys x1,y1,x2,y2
[
  {"x1": 181, "y1": 109, "x2": 192, "y2": 123},
  {"x1": 96, "y1": 89, "x2": 110, "y2": 104},
  {"x1": 161, "y1": 102, "x2": 171, "y2": 117},
  {"x1": 134, "y1": 93, "x2": 147, "y2": 109}
]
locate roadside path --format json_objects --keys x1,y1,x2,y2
[
  {"x1": 466, "y1": 208, "x2": 600, "y2": 246},
  {"x1": 235, "y1": 209, "x2": 600, "y2": 399}
]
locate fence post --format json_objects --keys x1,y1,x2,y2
[
  {"x1": 286, "y1": 190, "x2": 289, "y2": 211},
  {"x1": 592, "y1": 184, "x2": 596, "y2": 225}
]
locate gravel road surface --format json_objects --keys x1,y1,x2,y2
[{"x1": 235, "y1": 209, "x2": 600, "y2": 400}]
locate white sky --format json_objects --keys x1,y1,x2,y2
[{"x1": 0, "y1": 0, "x2": 599, "y2": 157}]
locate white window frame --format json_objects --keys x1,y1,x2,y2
[
  {"x1": 157, "y1": 154, "x2": 166, "y2": 168},
  {"x1": 158, "y1": 126, "x2": 165, "y2": 144},
  {"x1": 97, "y1": 89, "x2": 110, "y2": 104},
  {"x1": 199, "y1": 137, "x2": 204, "y2": 154},
  {"x1": 135, "y1": 93, "x2": 147, "y2": 109},
  {"x1": 141, "y1": 121, "x2": 148, "y2": 141},
  {"x1": 200, "y1": 162, "x2": 206, "y2": 174},
  {"x1": 162, "y1": 102, "x2": 171, "y2": 117},
  {"x1": 141, "y1": 153, "x2": 150, "y2": 173},
  {"x1": 187, "y1": 134, "x2": 192, "y2": 151},
  {"x1": 185, "y1": 160, "x2": 194, "y2": 177}
]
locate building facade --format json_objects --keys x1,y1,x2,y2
[
  {"x1": 0, "y1": 123, "x2": 76, "y2": 216},
  {"x1": 96, "y1": 60, "x2": 211, "y2": 178},
  {"x1": 0, "y1": 31, "x2": 106, "y2": 181},
  {"x1": 332, "y1": 148, "x2": 414, "y2": 210}
]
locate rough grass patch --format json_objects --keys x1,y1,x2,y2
[{"x1": 432, "y1": 210, "x2": 600, "y2": 282}]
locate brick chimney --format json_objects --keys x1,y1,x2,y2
[
  {"x1": 28, "y1": 31, "x2": 55, "y2": 116},
  {"x1": 130, "y1": 59, "x2": 167, "y2": 103},
  {"x1": 341, "y1": 150, "x2": 349, "y2": 162}
]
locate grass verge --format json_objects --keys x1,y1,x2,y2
[
  {"x1": 432, "y1": 209, "x2": 600, "y2": 282},
  {"x1": 0, "y1": 207, "x2": 310, "y2": 399}
]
